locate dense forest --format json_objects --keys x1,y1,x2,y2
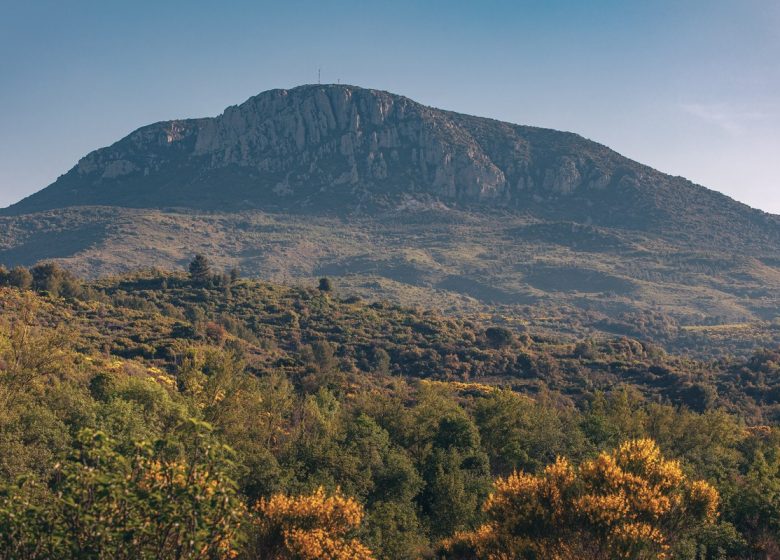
[{"x1": 1, "y1": 259, "x2": 780, "y2": 558}]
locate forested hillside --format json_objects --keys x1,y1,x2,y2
[{"x1": 1, "y1": 261, "x2": 780, "y2": 558}]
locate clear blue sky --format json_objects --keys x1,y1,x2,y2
[{"x1": 1, "y1": 0, "x2": 778, "y2": 212}]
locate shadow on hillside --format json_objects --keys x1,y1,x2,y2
[{"x1": 0, "y1": 225, "x2": 107, "y2": 266}]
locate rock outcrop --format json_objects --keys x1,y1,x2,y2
[{"x1": 3, "y1": 85, "x2": 618, "y2": 210}]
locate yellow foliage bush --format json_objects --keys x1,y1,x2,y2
[
  {"x1": 250, "y1": 487, "x2": 375, "y2": 560},
  {"x1": 441, "y1": 439, "x2": 719, "y2": 560}
]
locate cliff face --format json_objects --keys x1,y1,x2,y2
[
  {"x1": 5, "y1": 85, "x2": 778, "y2": 246},
  {"x1": 3, "y1": 85, "x2": 632, "y2": 209},
  {"x1": 50, "y1": 86, "x2": 512, "y2": 207}
]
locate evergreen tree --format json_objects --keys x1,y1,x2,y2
[
  {"x1": 318, "y1": 277, "x2": 333, "y2": 292},
  {"x1": 30, "y1": 263, "x2": 64, "y2": 296},
  {"x1": 188, "y1": 254, "x2": 211, "y2": 283},
  {"x1": 419, "y1": 415, "x2": 491, "y2": 539},
  {"x1": 485, "y1": 326, "x2": 513, "y2": 348}
]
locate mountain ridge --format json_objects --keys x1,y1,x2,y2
[{"x1": 6, "y1": 84, "x2": 778, "y2": 251}]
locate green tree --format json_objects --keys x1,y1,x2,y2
[
  {"x1": 725, "y1": 440, "x2": 780, "y2": 557},
  {"x1": 182, "y1": 348, "x2": 291, "y2": 499},
  {"x1": 419, "y1": 415, "x2": 491, "y2": 539},
  {"x1": 6, "y1": 267, "x2": 32, "y2": 290},
  {"x1": 30, "y1": 263, "x2": 64, "y2": 296},
  {"x1": 318, "y1": 277, "x2": 333, "y2": 292},
  {"x1": 484, "y1": 326, "x2": 513, "y2": 349},
  {"x1": 475, "y1": 389, "x2": 584, "y2": 476},
  {"x1": 582, "y1": 388, "x2": 648, "y2": 449},
  {"x1": 300, "y1": 340, "x2": 345, "y2": 391},
  {"x1": 373, "y1": 347, "x2": 391, "y2": 376},
  {"x1": 188, "y1": 254, "x2": 212, "y2": 284}
]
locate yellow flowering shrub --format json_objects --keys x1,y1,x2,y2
[
  {"x1": 250, "y1": 487, "x2": 375, "y2": 559},
  {"x1": 441, "y1": 439, "x2": 719, "y2": 560},
  {"x1": 0, "y1": 428, "x2": 247, "y2": 560}
]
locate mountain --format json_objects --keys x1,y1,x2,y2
[
  {"x1": 6, "y1": 85, "x2": 779, "y2": 245},
  {"x1": 2, "y1": 84, "x2": 780, "y2": 356}
]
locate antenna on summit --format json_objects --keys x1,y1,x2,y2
[{"x1": 318, "y1": 68, "x2": 321, "y2": 84}]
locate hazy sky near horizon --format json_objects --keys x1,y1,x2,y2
[{"x1": 1, "y1": 1, "x2": 779, "y2": 212}]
